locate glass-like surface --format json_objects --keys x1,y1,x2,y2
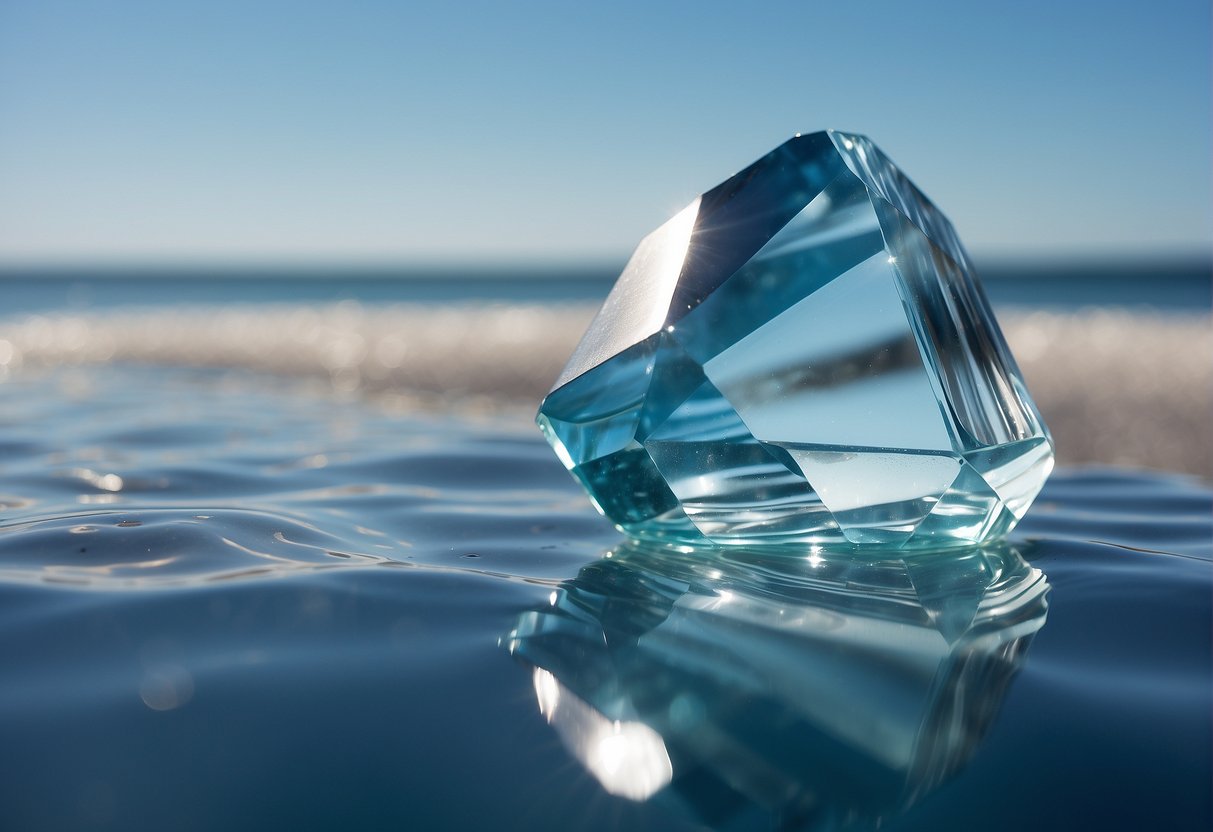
[
  {"x1": 505, "y1": 541, "x2": 1049, "y2": 828},
  {"x1": 538, "y1": 131, "x2": 1054, "y2": 548}
]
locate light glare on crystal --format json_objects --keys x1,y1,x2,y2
[{"x1": 538, "y1": 131, "x2": 1053, "y2": 549}]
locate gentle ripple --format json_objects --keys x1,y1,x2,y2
[{"x1": 0, "y1": 365, "x2": 1208, "y2": 831}]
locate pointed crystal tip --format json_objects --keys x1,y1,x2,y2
[{"x1": 539, "y1": 132, "x2": 1053, "y2": 550}]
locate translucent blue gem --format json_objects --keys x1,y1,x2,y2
[{"x1": 538, "y1": 131, "x2": 1053, "y2": 549}]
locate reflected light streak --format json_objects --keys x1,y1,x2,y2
[
  {"x1": 531, "y1": 668, "x2": 672, "y2": 802},
  {"x1": 69, "y1": 468, "x2": 125, "y2": 492}
]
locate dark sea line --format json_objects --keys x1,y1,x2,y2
[{"x1": 0, "y1": 258, "x2": 1209, "y2": 314}]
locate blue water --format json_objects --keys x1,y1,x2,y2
[
  {"x1": 1, "y1": 258, "x2": 1210, "y2": 313},
  {"x1": 0, "y1": 364, "x2": 1208, "y2": 830}
]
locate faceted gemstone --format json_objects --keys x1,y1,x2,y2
[{"x1": 538, "y1": 131, "x2": 1053, "y2": 549}]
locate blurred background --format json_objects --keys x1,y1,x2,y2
[{"x1": 1, "y1": 0, "x2": 1210, "y2": 472}]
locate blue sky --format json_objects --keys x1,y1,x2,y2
[{"x1": 0, "y1": 0, "x2": 1209, "y2": 265}]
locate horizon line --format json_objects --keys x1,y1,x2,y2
[{"x1": 0, "y1": 251, "x2": 1208, "y2": 277}]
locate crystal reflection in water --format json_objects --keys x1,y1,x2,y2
[{"x1": 505, "y1": 541, "x2": 1048, "y2": 829}]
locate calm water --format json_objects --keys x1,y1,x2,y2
[
  {"x1": 0, "y1": 364, "x2": 1208, "y2": 831},
  {"x1": 1, "y1": 259, "x2": 1210, "y2": 313}
]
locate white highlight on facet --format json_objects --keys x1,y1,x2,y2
[{"x1": 555, "y1": 197, "x2": 701, "y2": 389}]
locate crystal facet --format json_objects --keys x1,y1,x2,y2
[{"x1": 538, "y1": 131, "x2": 1053, "y2": 549}]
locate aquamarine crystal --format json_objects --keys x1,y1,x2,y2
[{"x1": 538, "y1": 131, "x2": 1053, "y2": 549}]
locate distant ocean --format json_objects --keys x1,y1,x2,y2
[{"x1": 1, "y1": 259, "x2": 1209, "y2": 314}]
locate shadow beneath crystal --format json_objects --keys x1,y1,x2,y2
[{"x1": 504, "y1": 540, "x2": 1049, "y2": 830}]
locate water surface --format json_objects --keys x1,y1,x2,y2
[
  {"x1": 0, "y1": 364, "x2": 1207, "y2": 830},
  {"x1": 1, "y1": 258, "x2": 1209, "y2": 314}
]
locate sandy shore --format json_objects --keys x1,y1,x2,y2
[
  {"x1": 1000, "y1": 311, "x2": 1210, "y2": 477},
  {"x1": 2, "y1": 304, "x2": 1209, "y2": 476}
]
